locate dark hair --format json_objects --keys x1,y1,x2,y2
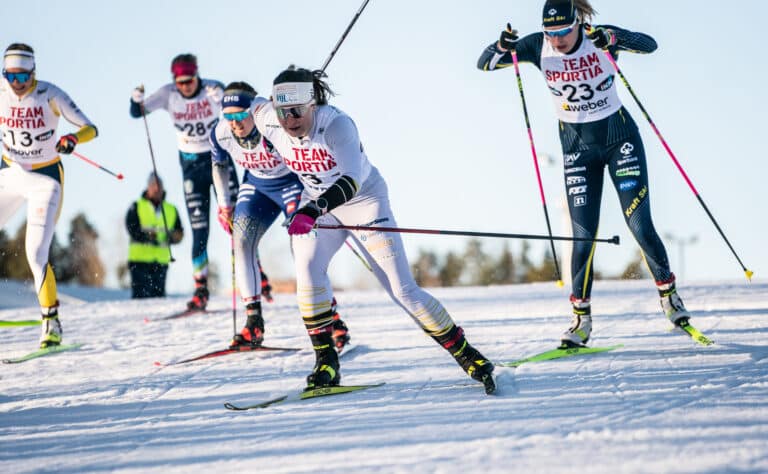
[
  {"x1": 171, "y1": 53, "x2": 197, "y2": 67},
  {"x1": 273, "y1": 65, "x2": 334, "y2": 106},
  {"x1": 5, "y1": 43, "x2": 34, "y2": 54},
  {"x1": 224, "y1": 81, "x2": 256, "y2": 96}
]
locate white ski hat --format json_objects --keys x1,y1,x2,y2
[
  {"x1": 272, "y1": 82, "x2": 314, "y2": 107},
  {"x1": 4, "y1": 49, "x2": 35, "y2": 71}
]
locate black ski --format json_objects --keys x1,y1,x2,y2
[{"x1": 224, "y1": 383, "x2": 385, "y2": 410}]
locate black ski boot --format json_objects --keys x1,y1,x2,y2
[
  {"x1": 434, "y1": 326, "x2": 495, "y2": 394},
  {"x1": 187, "y1": 277, "x2": 209, "y2": 311},
  {"x1": 305, "y1": 329, "x2": 340, "y2": 390},
  {"x1": 230, "y1": 301, "x2": 265, "y2": 348}
]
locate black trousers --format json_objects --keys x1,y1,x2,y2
[{"x1": 129, "y1": 262, "x2": 169, "y2": 298}]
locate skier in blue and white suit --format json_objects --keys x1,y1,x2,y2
[{"x1": 211, "y1": 81, "x2": 350, "y2": 350}]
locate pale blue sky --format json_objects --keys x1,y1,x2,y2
[{"x1": 3, "y1": 0, "x2": 765, "y2": 293}]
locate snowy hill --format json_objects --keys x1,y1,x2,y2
[{"x1": 1, "y1": 279, "x2": 767, "y2": 473}]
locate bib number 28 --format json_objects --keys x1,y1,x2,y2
[{"x1": 182, "y1": 122, "x2": 208, "y2": 137}]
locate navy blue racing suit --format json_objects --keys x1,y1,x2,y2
[{"x1": 478, "y1": 25, "x2": 675, "y2": 300}]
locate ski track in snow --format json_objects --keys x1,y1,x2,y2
[{"x1": 1, "y1": 279, "x2": 767, "y2": 473}]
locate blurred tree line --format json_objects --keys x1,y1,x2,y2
[
  {"x1": 411, "y1": 239, "x2": 648, "y2": 287},
  {"x1": 0, "y1": 213, "x2": 105, "y2": 286}
]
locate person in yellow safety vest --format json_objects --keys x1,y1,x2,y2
[{"x1": 126, "y1": 173, "x2": 183, "y2": 298}]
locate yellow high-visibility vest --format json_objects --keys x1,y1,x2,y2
[{"x1": 128, "y1": 198, "x2": 178, "y2": 264}]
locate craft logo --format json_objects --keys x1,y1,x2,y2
[{"x1": 566, "y1": 175, "x2": 586, "y2": 185}]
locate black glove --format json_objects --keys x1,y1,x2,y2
[
  {"x1": 587, "y1": 27, "x2": 615, "y2": 50},
  {"x1": 56, "y1": 134, "x2": 78, "y2": 154},
  {"x1": 498, "y1": 24, "x2": 519, "y2": 51}
]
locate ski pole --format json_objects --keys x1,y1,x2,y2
[
  {"x1": 71, "y1": 151, "x2": 124, "y2": 180},
  {"x1": 588, "y1": 26, "x2": 753, "y2": 280},
  {"x1": 317, "y1": 0, "x2": 374, "y2": 268},
  {"x1": 316, "y1": 224, "x2": 620, "y2": 245},
  {"x1": 230, "y1": 233, "x2": 237, "y2": 338},
  {"x1": 319, "y1": 0, "x2": 372, "y2": 73},
  {"x1": 139, "y1": 94, "x2": 175, "y2": 263},
  {"x1": 510, "y1": 30, "x2": 563, "y2": 287}
]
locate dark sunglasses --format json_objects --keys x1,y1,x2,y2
[
  {"x1": 275, "y1": 104, "x2": 312, "y2": 120},
  {"x1": 175, "y1": 78, "x2": 195, "y2": 86},
  {"x1": 223, "y1": 110, "x2": 250, "y2": 122},
  {"x1": 3, "y1": 70, "x2": 32, "y2": 83}
]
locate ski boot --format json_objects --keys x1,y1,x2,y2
[
  {"x1": 331, "y1": 312, "x2": 351, "y2": 353},
  {"x1": 434, "y1": 325, "x2": 495, "y2": 394},
  {"x1": 658, "y1": 280, "x2": 690, "y2": 326},
  {"x1": 305, "y1": 329, "x2": 341, "y2": 390},
  {"x1": 260, "y1": 270, "x2": 274, "y2": 303},
  {"x1": 40, "y1": 303, "x2": 62, "y2": 349},
  {"x1": 230, "y1": 301, "x2": 264, "y2": 348},
  {"x1": 186, "y1": 277, "x2": 209, "y2": 311},
  {"x1": 560, "y1": 297, "x2": 592, "y2": 348}
]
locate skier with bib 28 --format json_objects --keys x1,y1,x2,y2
[{"x1": 129, "y1": 53, "x2": 239, "y2": 312}]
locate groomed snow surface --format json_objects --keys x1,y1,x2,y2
[{"x1": 1, "y1": 279, "x2": 767, "y2": 473}]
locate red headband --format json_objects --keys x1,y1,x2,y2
[{"x1": 171, "y1": 62, "x2": 197, "y2": 79}]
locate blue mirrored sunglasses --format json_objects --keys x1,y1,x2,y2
[
  {"x1": 3, "y1": 70, "x2": 32, "y2": 83},
  {"x1": 543, "y1": 19, "x2": 578, "y2": 38},
  {"x1": 223, "y1": 110, "x2": 250, "y2": 122},
  {"x1": 275, "y1": 104, "x2": 311, "y2": 120}
]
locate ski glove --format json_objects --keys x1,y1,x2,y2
[
  {"x1": 286, "y1": 203, "x2": 322, "y2": 235},
  {"x1": 131, "y1": 85, "x2": 145, "y2": 103},
  {"x1": 587, "y1": 27, "x2": 616, "y2": 50},
  {"x1": 217, "y1": 206, "x2": 234, "y2": 234},
  {"x1": 56, "y1": 134, "x2": 78, "y2": 154},
  {"x1": 498, "y1": 24, "x2": 519, "y2": 51}
]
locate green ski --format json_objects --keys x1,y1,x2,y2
[
  {"x1": 224, "y1": 383, "x2": 385, "y2": 411},
  {"x1": 497, "y1": 344, "x2": 624, "y2": 368},
  {"x1": 2, "y1": 343, "x2": 84, "y2": 364},
  {"x1": 0, "y1": 320, "x2": 42, "y2": 327},
  {"x1": 677, "y1": 319, "x2": 714, "y2": 346}
]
